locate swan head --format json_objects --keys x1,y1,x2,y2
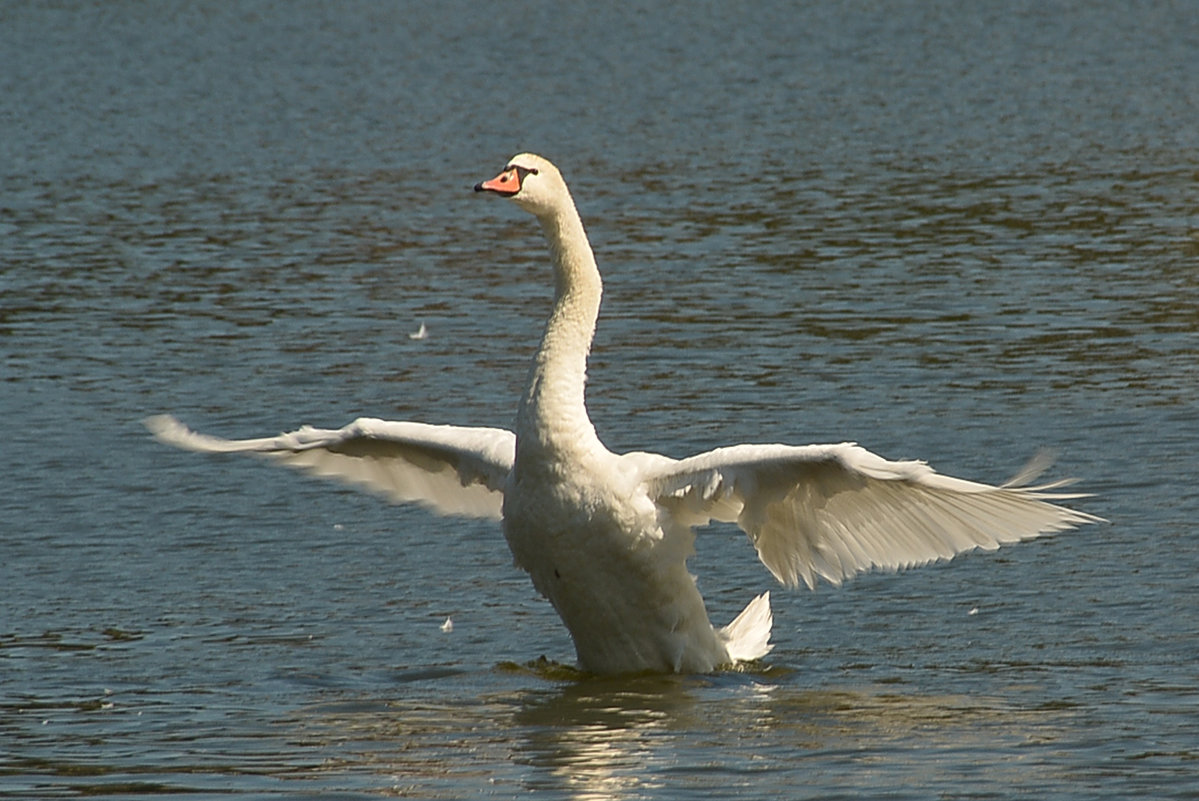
[{"x1": 475, "y1": 153, "x2": 569, "y2": 218}]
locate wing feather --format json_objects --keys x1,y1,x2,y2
[
  {"x1": 646, "y1": 442, "x2": 1103, "y2": 589},
  {"x1": 145, "y1": 415, "x2": 514, "y2": 519}
]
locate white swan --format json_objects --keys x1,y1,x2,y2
[{"x1": 146, "y1": 153, "x2": 1103, "y2": 675}]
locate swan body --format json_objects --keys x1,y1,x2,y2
[{"x1": 147, "y1": 153, "x2": 1102, "y2": 675}]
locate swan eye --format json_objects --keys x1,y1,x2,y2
[{"x1": 506, "y1": 165, "x2": 540, "y2": 181}]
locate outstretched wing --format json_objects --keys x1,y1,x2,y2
[
  {"x1": 644, "y1": 442, "x2": 1103, "y2": 589},
  {"x1": 145, "y1": 415, "x2": 515, "y2": 519}
]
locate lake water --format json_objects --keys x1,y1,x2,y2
[{"x1": 2, "y1": 1, "x2": 1197, "y2": 798}]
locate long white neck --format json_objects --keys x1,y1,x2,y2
[{"x1": 516, "y1": 195, "x2": 604, "y2": 461}]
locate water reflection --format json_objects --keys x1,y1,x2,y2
[
  {"x1": 513, "y1": 673, "x2": 713, "y2": 800},
  {"x1": 288, "y1": 669, "x2": 1076, "y2": 798}
]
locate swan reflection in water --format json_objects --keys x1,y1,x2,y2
[{"x1": 291, "y1": 668, "x2": 1075, "y2": 799}]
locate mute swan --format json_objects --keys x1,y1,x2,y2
[{"x1": 146, "y1": 153, "x2": 1103, "y2": 675}]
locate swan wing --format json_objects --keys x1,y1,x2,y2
[
  {"x1": 145, "y1": 415, "x2": 514, "y2": 519},
  {"x1": 645, "y1": 442, "x2": 1103, "y2": 589}
]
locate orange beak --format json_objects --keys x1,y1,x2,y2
[{"x1": 474, "y1": 167, "x2": 522, "y2": 196}]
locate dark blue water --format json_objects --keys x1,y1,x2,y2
[{"x1": 3, "y1": 2, "x2": 1197, "y2": 798}]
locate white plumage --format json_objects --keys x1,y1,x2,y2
[{"x1": 147, "y1": 153, "x2": 1103, "y2": 675}]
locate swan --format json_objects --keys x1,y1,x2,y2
[{"x1": 146, "y1": 153, "x2": 1103, "y2": 675}]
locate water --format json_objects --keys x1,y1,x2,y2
[{"x1": 2, "y1": 1, "x2": 1197, "y2": 797}]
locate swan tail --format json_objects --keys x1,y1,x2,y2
[{"x1": 720, "y1": 591, "x2": 774, "y2": 663}]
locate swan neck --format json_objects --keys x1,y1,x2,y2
[{"x1": 517, "y1": 201, "x2": 603, "y2": 457}]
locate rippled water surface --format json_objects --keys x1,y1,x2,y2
[{"x1": 3, "y1": 2, "x2": 1197, "y2": 798}]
